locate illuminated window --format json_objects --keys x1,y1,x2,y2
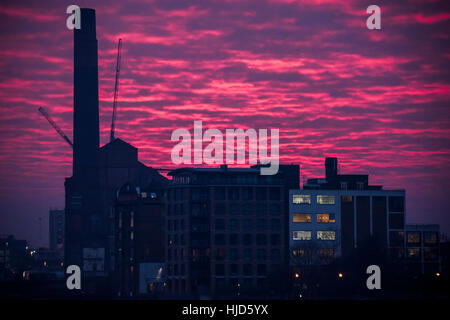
[
  {"x1": 293, "y1": 213, "x2": 311, "y2": 223},
  {"x1": 341, "y1": 195, "x2": 352, "y2": 202},
  {"x1": 317, "y1": 195, "x2": 335, "y2": 205},
  {"x1": 292, "y1": 248, "x2": 311, "y2": 258},
  {"x1": 407, "y1": 232, "x2": 420, "y2": 245},
  {"x1": 407, "y1": 248, "x2": 421, "y2": 260},
  {"x1": 293, "y1": 231, "x2": 311, "y2": 240},
  {"x1": 317, "y1": 231, "x2": 336, "y2": 240},
  {"x1": 317, "y1": 248, "x2": 335, "y2": 258},
  {"x1": 293, "y1": 195, "x2": 311, "y2": 204},
  {"x1": 317, "y1": 213, "x2": 335, "y2": 223},
  {"x1": 130, "y1": 231, "x2": 134, "y2": 240}
]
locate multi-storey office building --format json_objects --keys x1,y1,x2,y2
[
  {"x1": 289, "y1": 188, "x2": 406, "y2": 263},
  {"x1": 165, "y1": 165, "x2": 299, "y2": 297},
  {"x1": 290, "y1": 158, "x2": 441, "y2": 276},
  {"x1": 290, "y1": 157, "x2": 407, "y2": 265}
]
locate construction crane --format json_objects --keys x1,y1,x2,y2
[
  {"x1": 109, "y1": 38, "x2": 122, "y2": 143},
  {"x1": 38, "y1": 106, "x2": 73, "y2": 148}
]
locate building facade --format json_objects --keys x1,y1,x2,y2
[
  {"x1": 115, "y1": 183, "x2": 166, "y2": 297},
  {"x1": 165, "y1": 165, "x2": 299, "y2": 297},
  {"x1": 49, "y1": 209, "x2": 65, "y2": 255},
  {"x1": 289, "y1": 188, "x2": 406, "y2": 264}
]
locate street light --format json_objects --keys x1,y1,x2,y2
[{"x1": 338, "y1": 273, "x2": 343, "y2": 278}]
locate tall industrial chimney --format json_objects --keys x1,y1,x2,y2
[{"x1": 73, "y1": 8, "x2": 99, "y2": 177}]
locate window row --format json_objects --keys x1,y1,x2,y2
[
  {"x1": 214, "y1": 263, "x2": 279, "y2": 277},
  {"x1": 292, "y1": 230, "x2": 336, "y2": 241},
  {"x1": 214, "y1": 233, "x2": 281, "y2": 246},
  {"x1": 292, "y1": 194, "x2": 335, "y2": 205},
  {"x1": 292, "y1": 213, "x2": 335, "y2": 223},
  {"x1": 214, "y1": 248, "x2": 281, "y2": 261},
  {"x1": 167, "y1": 187, "x2": 282, "y2": 202},
  {"x1": 214, "y1": 218, "x2": 281, "y2": 232}
]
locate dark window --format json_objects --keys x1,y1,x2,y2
[
  {"x1": 214, "y1": 203, "x2": 226, "y2": 215},
  {"x1": 256, "y1": 234, "x2": 267, "y2": 246},
  {"x1": 269, "y1": 204, "x2": 281, "y2": 216},
  {"x1": 256, "y1": 187, "x2": 266, "y2": 200},
  {"x1": 229, "y1": 233, "x2": 239, "y2": 246},
  {"x1": 230, "y1": 264, "x2": 239, "y2": 276},
  {"x1": 257, "y1": 249, "x2": 267, "y2": 261},
  {"x1": 242, "y1": 187, "x2": 253, "y2": 200},
  {"x1": 215, "y1": 248, "x2": 226, "y2": 260},
  {"x1": 229, "y1": 219, "x2": 239, "y2": 231},
  {"x1": 271, "y1": 249, "x2": 281, "y2": 260},
  {"x1": 269, "y1": 187, "x2": 281, "y2": 201},
  {"x1": 214, "y1": 187, "x2": 225, "y2": 201},
  {"x1": 229, "y1": 248, "x2": 239, "y2": 261},
  {"x1": 270, "y1": 218, "x2": 281, "y2": 232},
  {"x1": 256, "y1": 218, "x2": 267, "y2": 231},
  {"x1": 242, "y1": 203, "x2": 252, "y2": 216},
  {"x1": 215, "y1": 234, "x2": 226, "y2": 245},
  {"x1": 271, "y1": 234, "x2": 280, "y2": 245},
  {"x1": 256, "y1": 203, "x2": 267, "y2": 216},
  {"x1": 257, "y1": 264, "x2": 266, "y2": 276},
  {"x1": 215, "y1": 219, "x2": 225, "y2": 231},
  {"x1": 389, "y1": 214, "x2": 404, "y2": 229},
  {"x1": 389, "y1": 196, "x2": 404, "y2": 212},
  {"x1": 243, "y1": 219, "x2": 252, "y2": 231},
  {"x1": 243, "y1": 248, "x2": 252, "y2": 260},
  {"x1": 243, "y1": 264, "x2": 252, "y2": 276},
  {"x1": 229, "y1": 188, "x2": 240, "y2": 200},
  {"x1": 243, "y1": 234, "x2": 252, "y2": 246},
  {"x1": 215, "y1": 264, "x2": 225, "y2": 276},
  {"x1": 389, "y1": 231, "x2": 404, "y2": 247}
]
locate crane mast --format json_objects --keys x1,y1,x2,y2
[
  {"x1": 38, "y1": 106, "x2": 73, "y2": 148},
  {"x1": 110, "y1": 38, "x2": 122, "y2": 143}
]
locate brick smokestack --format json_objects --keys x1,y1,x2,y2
[{"x1": 73, "y1": 8, "x2": 99, "y2": 177}]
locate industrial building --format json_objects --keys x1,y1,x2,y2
[{"x1": 63, "y1": 8, "x2": 167, "y2": 294}]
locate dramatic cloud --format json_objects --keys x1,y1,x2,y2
[{"x1": 0, "y1": 0, "x2": 449, "y2": 245}]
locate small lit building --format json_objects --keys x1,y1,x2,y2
[
  {"x1": 404, "y1": 224, "x2": 440, "y2": 275},
  {"x1": 289, "y1": 157, "x2": 406, "y2": 265}
]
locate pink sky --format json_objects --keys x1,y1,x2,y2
[{"x1": 0, "y1": 0, "x2": 449, "y2": 247}]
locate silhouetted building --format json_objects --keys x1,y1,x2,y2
[
  {"x1": 49, "y1": 209, "x2": 64, "y2": 255},
  {"x1": 114, "y1": 183, "x2": 166, "y2": 297},
  {"x1": 64, "y1": 8, "x2": 102, "y2": 280},
  {"x1": 0, "y1": 235, "x2": 29, "y2": 281},
  {"x1": 165, "y1": 165, "x2": 299, "y2": 298},
  {"x1": 64, "y1": 9, "x2": 168, "y2": 293}
]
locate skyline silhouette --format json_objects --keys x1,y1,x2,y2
[{"x1": 0, "y1": 0, "x2": 449, "y2": 247}]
